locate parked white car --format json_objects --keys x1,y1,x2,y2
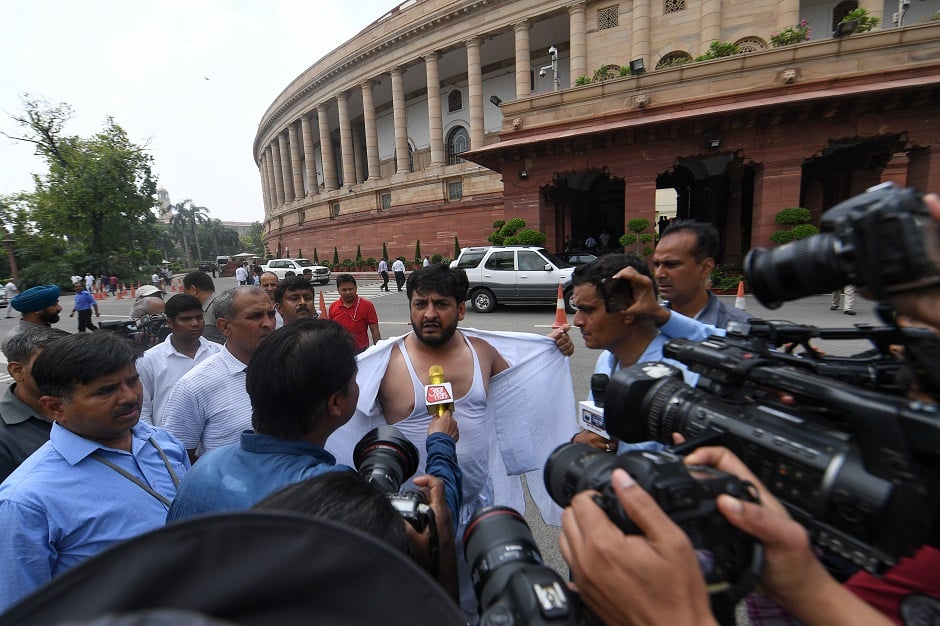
[{"x1": 261, "y1": 259, "x2": 331, "y2": 284}]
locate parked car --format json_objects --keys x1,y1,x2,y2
[
  {"x1": 452, "y1": 246, "x2": 576, "y2": 313},
  {"x1": 261, "y1": 258, "x2": 331, "y2": 284},
  {"x1": 198, "y1": 261, "x2": 216, "y2": 274},
  {"x1": 563, "y1": 252, "x2": 598, "y2": 267}
]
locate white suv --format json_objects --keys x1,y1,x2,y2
[
  {"x1": 261, "y1": 258, "x2": 331, "y2": 284},
  {"x1": 452, "y1": 246, "x2": 576, "y2": 313}
]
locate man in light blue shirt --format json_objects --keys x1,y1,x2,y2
[{"x1": 0, "y1": 333, "x2": 189, "y2": 611}]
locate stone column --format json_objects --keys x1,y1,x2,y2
[
  {"x1": 288, "y1": 122, "x2": 304, "y2": 198},
  {"x1": 361, "y1": 81, "x2": 381, "y2": 180},
  {"x1": 301, "y1": 114, "x2": 318, "y2": 196},
  {"x1": 908, "y1": 147, "x2": 940, "y2": 192},
  {"x1": 466, "y1": 38, "x2": 484, "y2": 149},
  {"x1": 317, "y1": 104, "x2": 338, "y2": 191},
  {"x1": 700, "y1": 0, "x2": 722, "y2": 54},
  {"x1": 337, "y1": 92, "x2": 355, "y2": 187},
  {"x1": 277, "y1": 133, "x2": 293, "y2": 203},
  {"x1": 513, "y1": 21, "x2": 531, "y2": 98},
  {"x1": 267, "y1": 144, "x2": 284, "y2": 207},
  {"x1": 391, "y1": 67, "x2": 410, "y2": 174},
  {"x1": 425, "y1": 52, "x2": 445, "y2": 165},
  {"x1": 632, "y1": 0, "x2": 650, "y2": 68},
  {"x1": 568, "y1": 3, "x2": 587, "y2": 87},
  {"x1": 752, "y1": 158, "x2": 803, "y2": 246},
  {"x1": 352, "y1": 126, "x2": 365, "y2": 184},
  {"x1": 258, "y1": 157, "x2": 269, "y2": 213},
  {"x1": 777, "y1": 0, "x2": 800, "y2": 31}
]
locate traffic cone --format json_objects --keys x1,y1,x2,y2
[
  {"x1": 734, "y1": 281, "x2": 746, "y2": 310},
  {"x1": 552, "y1": 283, "x2": 568, "y2": 329},
  {"x1": 130, "y1": 284, "x2": 136, "y2": 298},
  {"x1": 319, "y1": 291, "x2": 328, "y2": 319},
  {"x1": 116, "y1": 287, "x2": 123, "y2": 300}
]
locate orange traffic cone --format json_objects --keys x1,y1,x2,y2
[
  {"x1": 319, "y1": 291, "x2": 328, "y2": 319},
  {"x1": 734, "y1": 281, "x2": 746, "y2": 310},
  {"x1": 130, "y1": 284, "x2": 136, "y2": 298},
  {"x1": 552, "y1": 283, "x2": 568, "y2": 329},
  {"x1": 116, "y1": 287, "x2": 123, "y2": 300}
]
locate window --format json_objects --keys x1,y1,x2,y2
[
  {"x1": 455, "y1": 251, "x2": 485, "y2": 269},
  {"x1": 381, "y1": 192, "x2": 392, "y2": 210},
  {"x1": 598, "y1": 5, "x2": 619, "y2": 29},
  {"x1": 518, "y1": 250, "x2": 547, "y2": 271},
  {"x1": 447, "y1": 89, "x2": 463, "y2": 113},
  {"x1": 484, "y1": 251, "x2": 515, "y2": 271},
  {"x1": 656, "y1": 51, "x2": 693, "y2": 69},
  {"x1": 447, "y1": 127, "x2": 470, "y2": 165},
  {"x1": 832, "y1": 0, "x2": 858, "y2": 29},
  {"x1": 448, "y1": 181, "x2": 463, "y2": 200},
  {"x1": 278, "y1": 217, "x2": 283, "y2": 229},
  {"x1": 663, "y1": 0, "x2": 685, "y2": 14},
  {"x1": 298, "y1": 210, "x2": 305, "y2": 225},
  {"x1": 734, "y1": 37, "x2": 766, "y2": 53},
  {"x1": 331, "y1": 203, "x2": 341, "y2": 219}
]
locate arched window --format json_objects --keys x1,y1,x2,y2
[
  {"x1": 734, "y1": 37, "x2": 767, "y2": 53},
  {"x1": 656, "y1": 51, "x2": 693, "y2": 69},
  {"x1": 833, "y1": 0, "x2": 858, "y2": 30},
  {"x1": 447, "y1": 126, "x2": 470, "y2": 165},
  {"x1": 448, "y1": 89, "x2": 463, "y2": 113}
]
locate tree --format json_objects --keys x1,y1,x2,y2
[
  {"x1": 619, "y1": 218, "x2": 655, "y2": 257},
  {"x1": 200, "y1": 219, "x2": 242, "y2": 258},
  {"x1": 6, "y1": 97, "x2": 159, "y2": 256},
  {"x1": 169, "y1": 200, "x2": 209, "y2": 264},
  {"x1": 239, "y1": 222, "x2": 264, "y2": 256}
]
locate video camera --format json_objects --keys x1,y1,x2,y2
[{"x1": 98, "y1": 313, "x2": 167, "y2": 349}]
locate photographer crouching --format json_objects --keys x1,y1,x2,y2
[{"x1": 558, "y1": 185, "x2": 939, "y2": 625}]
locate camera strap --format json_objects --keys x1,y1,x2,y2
[{"x1": 90, "y1": 437, "x2": 182, "y2": 509}]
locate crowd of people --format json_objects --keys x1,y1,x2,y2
[{"x1": 0, "y1": 206, "x2": 935, "y2": 624}]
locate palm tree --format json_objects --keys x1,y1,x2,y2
[{"x1": 169, "y1": 199, "x2": 209, "y2": 264}]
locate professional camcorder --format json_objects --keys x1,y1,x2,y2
[
  {"x1": 353, "y1": 426, "x2": 435, "y2": 533},
  {"x1": 98, "y1": 313, "x2": 167, "y2": 349},
  {"x1": 544, "y1": 443, "x2": 762, "y2": 620},
  {"x1": 463, "y1": 505, "x2": 588, "y2": 626}
]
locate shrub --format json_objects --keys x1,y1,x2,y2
[
  {"x1": 711, "y1": 265, "x2": 744, "y2": 291},
  {"x1": 775, "y1": 207, "x2": 812, "y2": 225},
  {"x1": 769, "y1": 230, "x2": 794, "y2": 245},
  {"x1": 790, "y1": 224, "x2": 820, "y2": 240},
  {"x1": 355, "y1": 245, "x2": 362, "y2": 263},
  {"x1": 619, "y1": 65, "x2": 631, "y2": 77},
  {"x1": 574, "y1": 76, "x2": 591, "y2": 86},
  {"x1": 333, "y1": 247, "x2": 339, "y2": 265},
  {"x1": 453, "y1": 236, "x2": 461, "y2": 258},
  {"x1": 919, "y1": 11, "x2": 940, "y2": 22},
  {"x1": 515, "y1": 228, "x2": 547, "y2": 246},
  {"x1": 840, "y1": 8, "x2": 879, "y2": 33},
  {"x1": 695, "y1": 41, "x2": 740, "y2": 62},
  {"x1": 431, "y1": 253, "x2": 443, "y2": 264},
  {"x1": 771, "y1": 20, "x2": 811, "y2": 47},
  {"x1": 770, "y1": 206, "x2": 818, "y2": 244},
  {"x1": 619, "y1": 233, "x2": 638, "y2": 247},
  {"x1": 657, "y1": 55, "x2": 692, "y2": 69}
]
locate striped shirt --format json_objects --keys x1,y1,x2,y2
[{"x1": 162, "y1": 346, "x2": 251, "y2": 458}]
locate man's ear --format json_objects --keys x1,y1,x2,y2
[
  {"x1": 216, "y1": 317, "x2": 231, "y2": 338},
  {"x1": 7, "y1": 361, "x2": 24, "y2": 383},
  {"x1": 701, "y1": 257, "x2": 716, "y2": 277},
  {"x1": 39, "y1": 395, "x2": 65, "y2": 421},
  {"x1": 456, "y1": 301, "x2": 466, "y2": 321}
]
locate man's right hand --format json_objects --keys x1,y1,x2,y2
[
  {"x1": 611, "y1": 266, "x2": 671, "y2": 327},
  {"x1": 427, "y1": 408, "x2": 458, "y2": 442}
]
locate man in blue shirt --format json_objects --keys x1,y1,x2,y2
[
  {"x1": 167, "y1": 318, "x2": 462, "y2": 523},
  {"x1": 0, "y1": 333, "x2": 189, "y2": 611},
  {"x1": 68, "y1": 281, "x2": 100, "y2": 332}
]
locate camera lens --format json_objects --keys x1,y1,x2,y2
[
  {"x1": 543, "y1": 443, "x2": 618, "y2": 508},
  {"x1": 462, "y1": 506, "x2": 543, "y2": 599},
  {"x1": 353, "y1": 426, "x2": 419, "y2": 494},
  {"x1": 744, "y1": 233, "x2": 846, "y2": 309}
]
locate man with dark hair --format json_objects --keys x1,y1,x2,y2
[
  {"x1": 329, "y1": 264, "x2": 575, "y2": 617},
  {"x1": 569, "y1": 253, "x2": 697, "y2": 452},
  {"x1": 5, "y1": 285, "x2": 62, "y2": 342},
  {"x1": 68, "y1": 281, "x2": 99, "y2": 332},
  {"x1": 0, "y1": 327, "x2": 69, "y2": 481},
  {"x1": 392, "y1": 257, "x2": 406, "y2": 291},
  {"x1": 329, "y1": 274, "x2": 381, "y2": 352},
  {"x1": 162, "y1": 287, "x2": 275, "y2": 462},
  {"x1": 167, "y1": 318, "x2": 459, "y2": 523},
  {"x1": 378, "y1": 257, "x2": 390, "y2": 292},
  {"x1": 274, "y1": 276, "x2": 317, "y2": 324},
  {"x1": 259, "y1": 271, "x2": 283, "y2": 328},
  {"x1": 653, "y1": 219, "x2": 749, "y2": 328},
  {"x1": 0, "y1": 333, "x2": 189, "y2": 610},
  {"x1": 182, "y1": 271, "x2": 224, "y2": 344},
  {"x1": 137, "y1": 294, "x2": 222, "y2": 428}
]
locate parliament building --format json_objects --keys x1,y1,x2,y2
[{"x1": 254, "y1": 0, "x2": 940, "y2": 265}]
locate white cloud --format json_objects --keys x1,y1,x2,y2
[{"x1": 0, "y1": 0, "x2": 397, "y2": 223}]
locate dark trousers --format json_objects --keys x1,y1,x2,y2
[
  {"x1": 394, "y1": 271, "x2": 405, "y2": 290},
  {"x1": 77, "y1": 309, "x2": 97, "y2": 332},
  {"x1": 380, "y1": 271, "x2": 389, "y2": 291}
]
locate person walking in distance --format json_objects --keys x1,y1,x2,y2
[
  {"x1": 328, "y1": 275, "x2": 381, "y2": 353},
  {"x1": 68, "y1": 282, "x2": 99, "y2": 332},
  {"x1": 3, "y1": 279, "x2": 18, "y2": 319},
  {"x1": 831, "y1": 285, "x2": 857, "y2": 315},
  {"x1": 378, "y1": 257, "x2": 390, "y2": 292},
  {"x1": 392, "y1": 257, "x2": 406, "y2": 291}
]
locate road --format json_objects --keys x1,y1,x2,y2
[{"x1": 0, "y1": 276, "x2": 887, "y2": 577}]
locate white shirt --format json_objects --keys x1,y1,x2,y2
[
  {"x1": 162, "y1": 346, "x2": 252, "y2": 457},
  {"x1": 3, "y1": 282, "x2": 16, "y2": 299},
  {"x1": 235, "y1": 266, "x2": 248, "y2": 282},
  {"x1": 151, "y1": 273, "x2": 160, "y2": 283},
  {"x1": 137, "y1": 334, "x2": 222, "y2": 427},
  {"x1": 84, "y1": 274, "x2": 93, "y2": 291},
  {"x1": 392, "y1": 259, "x2": 405, "y2": 272}
]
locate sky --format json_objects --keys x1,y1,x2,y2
[{"x1": 1, "y1": 0, "x2": 399, "y2": 224}]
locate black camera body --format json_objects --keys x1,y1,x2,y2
[
  {"x1": 353, "y1": 426, "x2": 434, "y2": 533},
  {"x1": 544, "y1": 444, "x2": 761, "y2": 602},
  {"x1": 745, "y1": 182, "x2": 939, "y2": 309},
  {"x1": 98, "y1": 313, "x2": 168, "y2": 350},
  {"x1": 604, "y1": 336, "x2": 940, "y2": 573}
]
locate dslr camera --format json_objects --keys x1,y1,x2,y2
[{"x1": 353, "y1": 426, "x2": 434, "y2": 533}]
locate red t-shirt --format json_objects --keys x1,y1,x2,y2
[
  {"x1": 328, "y1": 296, "x2": 378, "y2": 351},
  {"x1": 845, "y1": 546, "x2": 940, "y2": 625}
]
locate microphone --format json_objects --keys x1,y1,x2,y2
[
  {"x1": 425, "y1": 365, "x2": 454, "y2": 418},
  {"x1": 579, "y1": 373, "x2": 610, "y2": 439}
]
